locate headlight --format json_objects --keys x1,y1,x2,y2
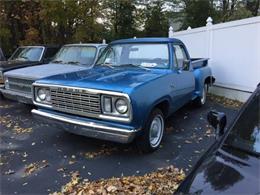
[
  {"x1": 115, "y1": 98, "x2": 128, "y2": 114},
  {"x1": 35, "y1": 87, "x2": 51, "y2": 104},
  {"x1": 38, "y1": 88, "x2": 47, "y2": 100},
  {"x1": 101, "y1": 95, "x2": 130, "y2": 119},
  {"x1": 4, "y1": 77, "x2": 9, "y2": 89}
]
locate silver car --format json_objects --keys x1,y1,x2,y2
[{"x1": 1, "y1": 43, "x2": 107, "y2": 104}]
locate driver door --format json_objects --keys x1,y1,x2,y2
[{"x1": 170, "y1": 44, "x2": 195, "y2": 110}]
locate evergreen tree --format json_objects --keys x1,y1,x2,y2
[
  {"x1": 103, "y1": 0, "x2": 136, "y2": 39},
  {"x1": 144, "y1": 0, "x2": 168, "y2": 37}
]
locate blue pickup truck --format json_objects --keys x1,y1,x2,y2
[{"x1": 32, "y1": 38, "x2": 215, "y2": 152}]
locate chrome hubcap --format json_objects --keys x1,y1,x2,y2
[{"x1": 149, "y1": 115, "x2": 164, "y2": 148}]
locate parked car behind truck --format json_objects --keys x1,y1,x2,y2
[
  {"x1": 0, "y1": 47, "x2": 6, "y2": 61},
  {"x1": 0, "y1": 45, "x2": 60, "y2": 87},
  {"x1": 1, "y1": 43, "x2": 107, "y2": 104},
  {"x1": 32, "y1": 38, "x2": 215, "y2": 152},
  {"x1": 176, "y1": 83, "x2": 260, "y2": 194}
]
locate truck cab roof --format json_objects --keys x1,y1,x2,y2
[
  {"x1": 110, "y1": 37, "x2": 183, "y2": 44},
  {"x1": 64, "y1": 43, "x2": 107, "y2": 48}
]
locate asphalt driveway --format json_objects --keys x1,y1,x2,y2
[{"x1": 0, "y1": 97, "x2": 239, "y2": 194}]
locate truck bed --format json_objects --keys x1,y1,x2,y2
[{"x1": 191, "y1": 58, "x2": 209, "y2": 69}]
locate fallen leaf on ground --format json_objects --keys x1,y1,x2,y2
[
  {"x1": 184, "y1": 140, "x2": 192, "y2": 144},
  {"x1": 4, "y1": 169, "x2": 15, "y2": 175},
  {"x1": 23, "y1": 160, "x2": 49, "y2": 177},
  {"x1": 0, "y1": 115, "x2": 32, "y2": 134},
  {"x1": 85, "y1": 145, "x2": 118, "y2": 159},
  {"x1": 208, "y1": 94, "x2": 243, "y2": 109}
]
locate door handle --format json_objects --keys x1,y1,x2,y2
[{"x1": 170, "y1": 84, "x2": 175, "y2": 88}]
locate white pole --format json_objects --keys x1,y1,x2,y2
[
  {"x1": 206, "y1": 17, "x2": 213, "y2": 67},
  {"x1": 168, "y1": 26, "x2": 174, "y2": 38}
]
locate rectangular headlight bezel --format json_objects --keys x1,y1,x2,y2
[
  {"x1": 33, "y1": 85, "x2": 52, "y2": 107},
  {"x1": 101, "y1": 95, "x2": 131, "y2": 119}
]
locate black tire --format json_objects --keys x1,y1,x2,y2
[
  {"x1": 0, "y1": 92, "x2": 3, "y2": 100},
  {"x1": 136, "y1": 108, "x2": 165, "y2": 153},
  {"x1": 194, "y1": 84, "x2": 207, "y2": 107}
]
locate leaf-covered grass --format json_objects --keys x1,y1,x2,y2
[
  {"x1": 52, "y1": 166, "x2": 185, "y2": 195},
  {"x1": 208, "y1": 94, "x2": 243, "y2": 109}
]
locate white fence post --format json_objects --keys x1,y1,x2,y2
[
  {"x1": 206, "y1": 17, "x2": 213, "y2": 66},
  {"x1": 257, "y1": 18, "x2": 260, "y2": 80},
  {"x1": 168, "y1": 26, "x2": 174, "y2": 38}
]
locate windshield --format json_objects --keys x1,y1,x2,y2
[
  {"x1": 10, "y1": 47, "x2": 44, "y2": 61},
  {"x1": 96, "y1": 43, "x2": 169, "y2": 69},
  {"x1": 52, "y1": 46, "x2": 97, "y2": 66},
  {"x1": 224, "y1": 91, "x2": 260, "y2": 155}
]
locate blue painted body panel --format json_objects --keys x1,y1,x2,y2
[{"x1": 35, "y1": 38, "x2": 214, "y2": 132}]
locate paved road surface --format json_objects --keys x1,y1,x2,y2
[{"x1": 0, "y1": 98, "x2": 238, "y2": 194}]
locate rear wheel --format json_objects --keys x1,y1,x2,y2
[
  {"x1": 136, "y1": 108, "x2": 165, "y2": 153},
  {"x1": 194, "y1": 84, "x2": 207, "y2": 107}
]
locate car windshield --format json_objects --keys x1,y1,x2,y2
[
  {"x1": 10, "y1": 47, "x2": 44, "y2": 61},
  {"x1": 52, "y1": 46, "x2": 97, "y2": 66},
  {"x1": 224, "y1": 91, "x2": 260, "y2": 156},
  {"x1": 96, "y1": 43, "x2": 169, "y2": 69}
]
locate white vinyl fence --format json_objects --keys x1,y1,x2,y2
[{"x1": 169, "y1": 16, "x2": 260, "y2": 101}]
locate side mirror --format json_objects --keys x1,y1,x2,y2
[
  {"x1": 183, "y1": 59, "x2": 190, "y2": 71},
  {"x1": 207, "y1": 110, "x2": 227, "y2": 139}
]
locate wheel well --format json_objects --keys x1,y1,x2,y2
[
  {"x1": 205, "y1": 76, "x2": 215, "y2": 85},
  {"x1": 154, "y1": 100, "x2": 170, "y2": 117}
]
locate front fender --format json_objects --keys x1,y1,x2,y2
[{"x1": 129, "y1": 74, "x2": 173, "y2": 130}]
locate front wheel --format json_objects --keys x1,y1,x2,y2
[
  {"x1": 194, "y1": 84, "x2": 207, "y2": 107},
  {"x1": 136, "y1": 108, "x2": 165, "y2": 153}
]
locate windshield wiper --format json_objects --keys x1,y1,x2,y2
[
  {"x1": 119, "y1": 63, "x2": 148, "y2": 70},
  {"x1": 99, "y1": 62, "x2": 114, "y2": 69},
  {"x1": 52, "y1": 60, "x2": 63, "y2": 63},
  {"x1": 67, "y1": 61, "x2": 81, "y2": 65},
  {"x1": 16, "y1": 56, "x2": 29, "y2": 61},
  {"x1": 20, "y1": 56, "x2": 29, "y2": 60}
]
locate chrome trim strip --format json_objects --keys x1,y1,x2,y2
[
  {"x1": 39, "y1": 46, "x2": 45, "y2": 61},
  {"x1": 33, "y1": 83, "x2": 130, "y2": 97},
  {"x1": 32, "y1": 83, "x2": 133, "y2": 122},
  {"x1": 31, "y1": 109, "x2": 137, "y2": 134}
]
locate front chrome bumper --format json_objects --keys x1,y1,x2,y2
[
  {"x1": 32, "y1": 109, "x2": 139, "y2": 143},
  {"x1": 0, "y1": 88, "x2": 32, "y2": 104}
]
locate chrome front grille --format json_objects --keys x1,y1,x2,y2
[
  {"x1": 50, "y1": 87, "x2": 101, "y2": 117},
  {"x1": 8, "y1": 77, "x2": 33, "y2": 93}
]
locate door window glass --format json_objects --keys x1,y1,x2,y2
[{"x1": 173, "y1": 45, "x2": 188, "y2": 69}]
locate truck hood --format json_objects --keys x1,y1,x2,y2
[
  {"x1": 4, "y1": 63, "x2": 90, "y2": 80},
  {"x1": 0, "y1": 60, "x2": 39, "y2": 72},
  {"x1": 37, "y1": 66, "x2": 168, "y2": 94}
]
